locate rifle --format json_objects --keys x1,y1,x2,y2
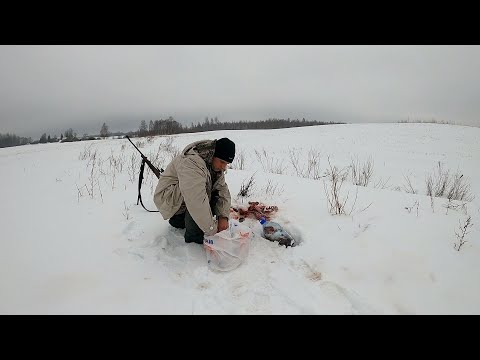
[{"x1": 125, "y1": 135, "x2": 164, "y2": 212}]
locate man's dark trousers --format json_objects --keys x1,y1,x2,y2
[{"x1": 168, "y1": 190, "x2": 220, "y2": 244}]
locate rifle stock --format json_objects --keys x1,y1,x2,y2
[{"x1": 145, "y1": 158, "x2": 161, "y2": 179}]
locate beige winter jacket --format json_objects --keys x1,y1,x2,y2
[{"x1": 153, "y1": 139, "x2": 231, "y2": 236}]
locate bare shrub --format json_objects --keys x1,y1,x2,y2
[
  {"x1": 157, "y1": 137, "x2": 180, "y2": 162},
  {"x1": 443, "y1": 199, "x2": 468, "y2": 215},
  {"x1": 426, "y1": 162, "x2": 473, "y2": 201},
  {"x1": 107, "y1": 149, "x2": 125, "y2": 190},
  {"x1": 75, "y1": 183, "x2": 85, "y2": 203},
  {"x1": 123, "y1": 201, "x2": 132, "y2": 220},
  {"x1": 288, "y1": 148, "x2": 322, "y2": 180},
  {"x1": 79, "y1": 144, "x2": 95, "y2": 160},
  {"x1": 373, "y1": 176, "x2": 390, "y2": 189},
  {"x1": 426, "y1": 162, "x2": 451, "y2": 198},
  {"x1": 237, "y1": 173, "x2": 256, "y2": 199},
  {"x1": 127, "y1": 152, "x2": 139, "y2": 183},
  {"x1": 402, "y1": 175, "x2": 418, "y2": 194},
  {"x1": 263, "y1": 179, "x2": 285, "y2": 197},
  {"x1": 135, "y1": 140, "x2": 145, "y2": 149},
  {"x1": 254, "y1": 148, "x2": 287, "y2": 175},
  {"x1": 97, "y1": 179, "x2": 103, "y2": 203},
  {"x1": 97, "y1": 157, "x2": 107, "y2": 177},
  {"x1": 159, "y1": 136, "x2": 178, "y2": 153},
  {"x1": 288, "y1": 148, "x2": 304, "y2": 177},
  {"x1": 447, "y1": 173, "x2": 474, "y2": 202},
  {"x1": 306, "y1": 148, "x2": 322, "y2": 180},
  {"x1": 86, "y1": 151, "x2": 98, "y2": 198},
  {"x1": 119, "y1": 152, "x2": 126, "y2": 172},
  {"x1": 77, "y1": 149, "x2": 104, "y2": 202},
  {"x1": 231, "y1": 148, "x2": 246, "y2": 170},
  {"x1": 454, "y1": 216, "x2": 473, "y2": 251},
  {"x1": 351, "y1": 156, "x2": 374, "y2": 187},
  {"x1": 356, "y1": 202, "x2": 373, "y2": 214},
  {"x1": 323, "y1": 157, "x2": 356, "y2": 215},
  {"x1": 86, "y1": 149, "x2": 98, "y2": 169}
]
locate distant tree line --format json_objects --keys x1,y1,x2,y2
[
  {"x1": 0, "y1": 117, "x2": 344, "y2": 148},
  {"x1": 0, "y1": 128, "x2": 83, "y2": 148},
  {"x1": 0, "y1": 133, "x2": 32, "y2": 148},
  {"x1": 398, "y1": 118, "x2": 451, "y2": 125},
  {"x1": 34, "y1": 128, "x2": 82, "y2": 144},
  {"x1": 137, "y1": 116, "x2": 343, "y2": 137}
]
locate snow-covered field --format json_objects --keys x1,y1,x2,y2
[{"x1": 1, "y1": 123, "x2": 479, "y2": 314}]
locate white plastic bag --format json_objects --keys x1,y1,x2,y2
[{"x1": 203, "y1": 219, "x2": 253, "y2": 272}]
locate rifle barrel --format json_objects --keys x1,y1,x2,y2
[
  {"x1": 125, "y1": 135, "x2": 146, "y2": 158},
  {"x1": 125, "y1": 135, "x2": 163, "y2": 178}
]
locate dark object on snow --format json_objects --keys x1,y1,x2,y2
[
  {"x1": 126, "y1": 135, "x2": 164, "y2": 212},
  {"x1": 260, "y1": 218, "x2": 296, "y2": 247}
]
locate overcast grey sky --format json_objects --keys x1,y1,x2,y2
[{"x1": 1, "y1": 45, "x2": 479, "y2": 138}]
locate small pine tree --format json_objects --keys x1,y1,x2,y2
[
  {"x1": 64, "y1": 128, "x2": 74, "y2": 140},
  {"x1": 139, "y1": 120, "x2": 147, "y2": 136},
  {"x1": 100, "y1": 122, "x2": 109, "y2": 138}
]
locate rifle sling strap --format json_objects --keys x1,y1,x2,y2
[{"x1": 137, "y1": 159, "x2": 160, "y2": 213}]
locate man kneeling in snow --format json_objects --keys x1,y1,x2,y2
[{"x1": 153, "y1": 138, "x2": 235, "y2": 244}]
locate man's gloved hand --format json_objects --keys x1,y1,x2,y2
[{"x1": 217, "y1": 216, "x2": 229, "y2": 232}]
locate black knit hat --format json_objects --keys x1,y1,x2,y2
[{"x1": 214, "y1": 138, "x2": 235, "y2": 163}]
